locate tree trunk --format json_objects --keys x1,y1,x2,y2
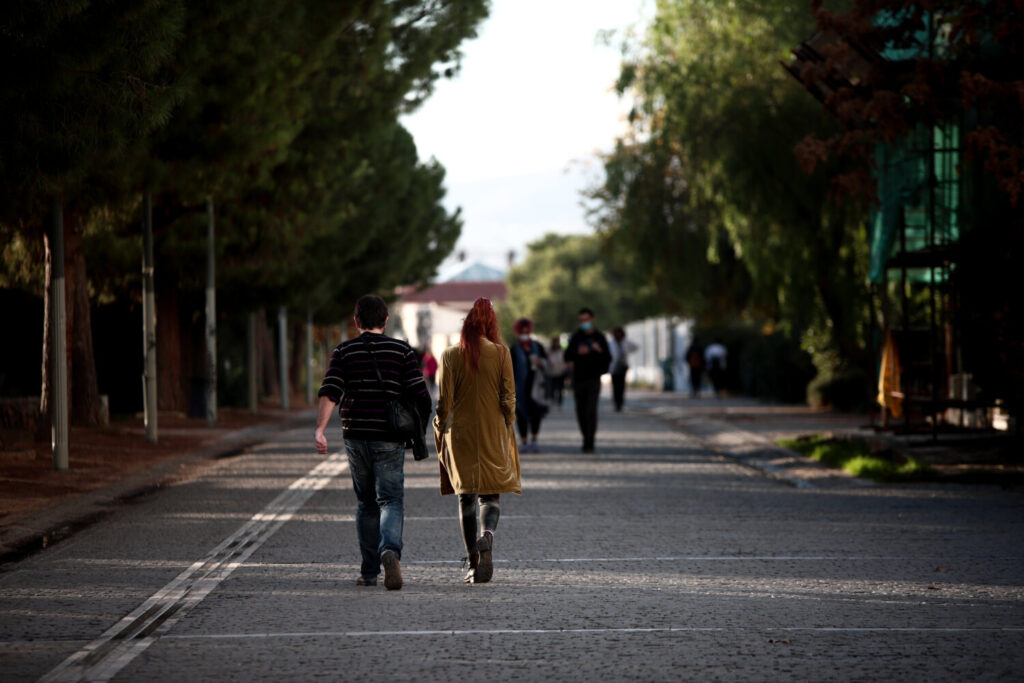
[
  {"x1": 157, "y1": 284, "x2": 187, "y2": 412},
  {"x1": 65, "y1": 210, "x2": 104, "y2": 427},
  {"x1": 291, "y1": 316, "x2": 305, "y2": 403},
  {"x1": 258, "y1": 308, "x2": 279, "y2": 400},
  {"x1": 247, "y1": 311, "x2": 259, "y2": 413}
]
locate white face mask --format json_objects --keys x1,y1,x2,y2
[{"x1": 519, "y1": 334, "x2": 531, "y2": 342}]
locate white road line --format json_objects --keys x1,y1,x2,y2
[
  {"x1": 160, "y1": 626, "x2": 1024, "y2": 640},
  {"x1": 39, "y1": 453, "x2": 349, "y2": 683},
  {"x1": 409, "y1": 556, "x2": 1024, "y2": 564}
]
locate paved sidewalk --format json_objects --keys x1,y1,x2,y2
[
  {"x1": 2, "y1": 393, "x2": 1022, "y2": 681},
  {"x1": 628, "y1": 389, "x2": 1022, "y2": 488},
  {"x1": 628, "y1": 390, "x2": 872, "y2": 489},
  {"x1": 0, "y1": 408, "x2": 315, "y2": 564}
]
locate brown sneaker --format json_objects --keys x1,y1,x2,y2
[
  {"x1": 475, "y1": 532, "x2": 493, "y2": 583},
  {"x1": 381, "y1": 550, "x2": 403, "y2": 590}
]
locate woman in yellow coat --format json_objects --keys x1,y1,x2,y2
[{"x1": 433, "y1": 297, "x2": 521, "y2": 584}]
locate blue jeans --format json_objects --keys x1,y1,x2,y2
[{"x1": 343, "y1": 439, "x2": 405, "y2": 580}]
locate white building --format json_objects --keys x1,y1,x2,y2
[{"x1": 392, "y1": 263, "x2": 507, "y2": 358}]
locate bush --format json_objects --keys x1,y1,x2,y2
[
  {"x1": 694, "y1": 324, "x2": 816, "y2": 403},
  {"x1": 808, "y1": 368, "x2": 872, "y2": 411}
]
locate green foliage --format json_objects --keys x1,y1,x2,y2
[
  {"x1": 693, "y1": 324, "x2": 817, "y2": 403},
  {"x1": 4, "y1": 1, "x2": 489, "y2": 316},
  {"x1": 780, "y1": 435, "x2": 935, "y2": 482},
  {"x1": 589, "y1": 0, "x2": 874, "y2": 392},
  {"x1": 504, "y1": 233, "x2": 653, "y2": 337},
  {"x1": 0, "y1": 0, "x2": 185, "y2": 225}
]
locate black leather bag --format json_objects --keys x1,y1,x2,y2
[{"x1": 363, "y1": 339, "x2": 428, "y2": 459}]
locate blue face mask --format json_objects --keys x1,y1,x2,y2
[{"x1": 580, "y1": 321, "x2": 594, "y2": 332}]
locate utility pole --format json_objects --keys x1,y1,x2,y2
[
  {"x1": 278, "y1": 307, "x2": 289, "y2": 411},
  {"x1": 205, "y1": 198, "x2": 217, "y2": 426},
  {"x1": 142, "y1": 191, "x2": 158, "y2": 443},
  {"x1": 50, "y1": 199, "x2": 69, "y2": 471}
]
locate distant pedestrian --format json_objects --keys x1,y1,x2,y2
[
  {"x1": 511, "y1": 317, "x2": 549, "y2": 452},
  {"x1": 433, "y1": 297, "x2": 521, "y2": 584},
  {"x1": 422, "y1": 348, "x2": 438, "y2": 393},
  {"x1": 564, "y1": 307, "x2": 611, "y2": 453},
  {"x1": 685, "y1": 342, "x2": 705, "y2": 398},
  {"x1": 314, "y1": 294, "x2": 432, "y2": 590},
  {"x1": 546, "y1": 336, "x2": 567, "y2": 407},
  {"x1": 608, "y1": 327, "x2": 637, "y2": 412},
  {"x1": 704, "y1": 338, "x2": 728, "y2": 397}
]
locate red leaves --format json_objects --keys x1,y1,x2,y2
[
  {"x1": 791, "y1": 0, "x2": 1024, "y2": 205},
  {"x1": 966, "y1": 126, "x2": 1023, "y2": 206},
  {"x1": 795, "y1": 134, "x2": 829, "y2": 174}
]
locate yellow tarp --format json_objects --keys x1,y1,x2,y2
[{"x1": 877, "y1": 331, "x2": 903, "y2": 418}]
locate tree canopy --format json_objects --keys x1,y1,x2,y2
[
  {"x1": 0, "y1": 0, "x2": 490, "y2": 416},
  {"x1": 588, "y1": 0, "x2": 871, "y2": 385},
  {"x1": 504, "y1": 233, "x2": 653, "y2": 337}
]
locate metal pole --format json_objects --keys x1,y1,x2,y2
[
  {"x1": 278, "y1": 306, "x2": 289, "y2": 411},
  {"x1": 142, "y1": 191, "x2": 158, "y2": 443},
  {"x1": 205, "y1": 198, "x2": 217, "y2": 426},
  {"x1": 305, "y1": 309, "x2": 314, "y2": 406},
  {"x1": 247, "y1": 311, "x2": 258, "y2": 413},
  {"x1": 50, "y1": 198, "x2": 69, "y2": 471}
]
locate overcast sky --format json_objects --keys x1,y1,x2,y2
[{"x1": 401, "y1": 0, "x2": 651, "y2": 279}]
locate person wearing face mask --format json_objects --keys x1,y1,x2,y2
[
  {"x1": 510, "y1": 318, "x2": 549, "y2": 453},
  {"x1": 563, "y1": 308, "x2": 611, "y2": 453}
]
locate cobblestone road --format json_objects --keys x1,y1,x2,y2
[{"x1": 2, "y1": 397, "x2": 1022, "y2": 681}]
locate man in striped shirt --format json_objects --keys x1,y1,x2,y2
[{"x1": 314, "y1": 294, "x2": 432, "y2": 590}]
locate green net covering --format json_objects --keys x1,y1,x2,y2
[{"x1": 869, "y1": 122, "x2": 960, "y2": 283}]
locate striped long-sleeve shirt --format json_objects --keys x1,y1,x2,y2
[{"x1": 318, "y1": 332, "x2": 432, "y2": 443}]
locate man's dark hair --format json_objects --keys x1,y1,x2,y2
[
  {"x1": 578, "y1": 307, "x2": 594, "y2": 317},
  {"x1": 355, "y1": 295, "x2": 389, "y2": 329}
]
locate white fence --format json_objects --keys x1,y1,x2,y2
[{"x1": 622, "y1": 317, "x2": 696, "y2": 392}]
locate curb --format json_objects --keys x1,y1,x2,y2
[
  {"x1": 636, "y1": 404, "x2": 873, "y2": 490},
  {"x1": 0, "y1": 410, "x2": 316, "y2": 567}
]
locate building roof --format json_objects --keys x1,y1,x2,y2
[
  {"x1": 399, "y1": 280, "x2": 507, "y2": 306},
  {"x1": 443, "y1": 262, "x2": 506, "y2": 282}
]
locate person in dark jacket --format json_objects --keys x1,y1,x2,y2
[
  {"x1": 314, "y1": 294, "x2": 431, "y2": 590},
  {"x1": 511, "y1": 317, "x2": 548, "y2": 453},
  {"x1": 563, "y1": 308, "x2": 611, "y2": 453}
]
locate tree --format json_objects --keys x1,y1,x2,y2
[
  {"x1": 790, "y1": 0, "x2": 1024, "y2": 415},
  {"x1": 0, "y1": 1, "x2": 184, "y2": 426},
  {"x1": 793, "y1": 0, "x2": 1024, "y2": 205},
  {"x1": 589, "y1": 0, "x2": 873, "y2": 393},
  {"x1": 504, "y1": 234, "x2": 652, "y2": 337},
  {"x1": 78, "y1": 0, "x2": 488, "y2": 411}
]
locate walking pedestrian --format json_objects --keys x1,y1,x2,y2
[
  {"x1": 608, "y1": 327, "x2": 637, "y2": 412},
  {"x1": 314, "y1": 294, "x2": 432, "y2": 590},
  {"x1": 546, "y1": 336, "x2": 567, "y2": 407},
  {"x1": 685, "y1": 341, "x2": 705, "y2": 398},
  {"x1": 433, "y1": 297, "x2": 521, "y2": 584},
  {"x1": 704, "y1": 337, "x2": 728, "y2": 397},
  {"x1": 564, "y1": 307, "x2": 611, "y2": 453},
  {"x1": 422, "y1": 348, "x2": 438, "y2": 394},
  {"x1": 511, "y1": 317, "x2": 549, "y2": 452}
]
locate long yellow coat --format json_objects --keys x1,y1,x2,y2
[{"x1": 433, "y1": 339, "x2": 521, "y2": 496}]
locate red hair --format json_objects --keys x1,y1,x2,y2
[{"x1": 460, "y1": 298, "x2": 503, "y2": 371}]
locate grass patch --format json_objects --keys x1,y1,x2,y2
[{"x1": 778, "y1": 435, "x2": 936, "y2": 482}]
